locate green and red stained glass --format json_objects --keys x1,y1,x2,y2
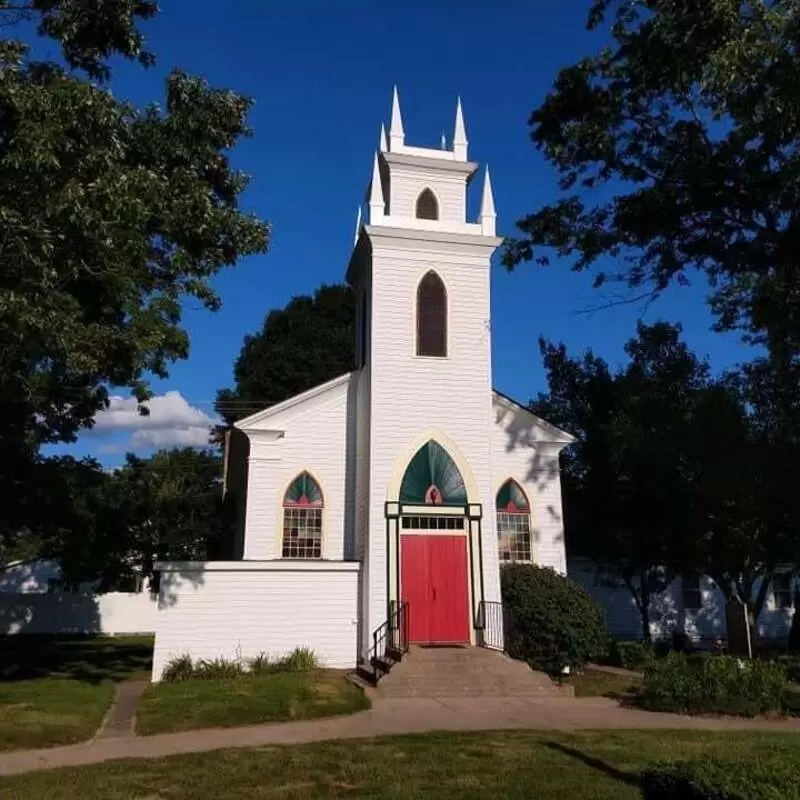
[
  {"x1": 399, "y1": 440, "x2": 467, "y2": 505},
  {"x1": 284, "y1": 472, "x2": 324, "y2": 507},
  {"x1": 496, "y1": 479, "x2": 529, "y2": 512}
]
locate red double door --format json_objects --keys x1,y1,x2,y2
[{"x1": 400, "y1": 534, "x2": 470, "y2": 644}]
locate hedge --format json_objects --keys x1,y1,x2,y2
[
  {"x1": 643, "y1": 757, "x2": 800, "y2": 799},
  {"x1": 640, "y1": 652, "x2": 785, "y2": 717}
]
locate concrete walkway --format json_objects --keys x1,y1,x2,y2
[
  {"x1": 93, "y1": 681, "x2": 148, "y2": 741},
  {"x1": 1, "y1": 695, "x2": 799, "y2": 777}
]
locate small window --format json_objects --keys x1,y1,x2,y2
[
  {"x1": 496, "y1": 479, "x2": 532, "y2": 562},
  {"x1": 415, "y1": 188, "x2": 439, "y2": 220},
  {"x1": 282, "y1": 472, "x2": 323, "y2": 559},
  {"x1": 416, "y1": 271, "x2": 447, "y2": 357},
  {"x1": 682, "y1": 574, "x2": 702, "y2": 611},
  {"x1": 772, "y1": 573, "x2": 793, "y2": 610}
]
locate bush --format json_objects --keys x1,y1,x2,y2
[
  {"x1": 160, "y1": 647, "x2": 319, "y2": 682},
  {"x1": 608, "y1": 639, "x2": 652, "y2": 670},
  {"x1": 643, "y1": 756, "x2": 800, "y2": 799},
  {"x1": 500, "y1": 564, "x2": 607, "y2": 674},
  {"x1": 640, "y1": 652, "x2": 785, "y2": 717},
  {"x1": 161, "y1": 654, "x2": 194, "y2": 683}
]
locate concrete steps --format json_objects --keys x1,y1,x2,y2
[{"x1": 373, "y1": 645, "x2": 572, "y2": 698}]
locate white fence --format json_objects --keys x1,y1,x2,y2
[{"x1": 0, "y1": 591, "x2": 158, "y2": 635}]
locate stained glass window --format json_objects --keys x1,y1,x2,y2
[
  {"x1": 416, "y1": 271, "x2": 447, "y2": 357},
  {"x1": 415, "y1": 188, "x2": 439, "y2": 220},
  {"x1": 282, "y1": 472, "x2": 323, "y2": 559},
  {"x1": 496, "y1": 479, "x2": 532, "y2": 562},
  {"x1": 400, "y1": 440, "x2": 466, "y2": 505}
]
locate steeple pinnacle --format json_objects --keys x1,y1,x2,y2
[
  {"x1": 480, "y1": 165, "x2": 496, "y2": 236},
  {"x1": 389, "y1": 86, "x2": 404, "y2": 151},
  {"x1": 368, "y1": 152, "x2": 385, "y2": 222},
  {"x1": 353, "y1": 205, "x2": 362, "y2": 247},
  {"x1": 453, "y1": 96, "x2": 468, "y2": 161},
  {"x1": 379, "y1": 123, "x2": 387, "y2": 152}
]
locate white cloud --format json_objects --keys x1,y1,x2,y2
[{"x1": 91, "y1": 391, "x2": 217, "y2": 452}]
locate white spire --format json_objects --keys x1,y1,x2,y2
[
  {"x1": 353, "y1": 205, "x2": 362, "y2": 247},
  {"x1": 368, "y1": 152, "x2": 385, "y2": 222},
  {"x1": 479, "y1": 165, "x2": 496, "y2": 236},
  {"x1": 453, "y1": 96, "x2": 468, "y2": 161},
  {"x1": 440, "y1": 131, "x2": 447, "y2": 149},
  {"x1": 389, "y1": 85, "x2": 404, "y2": 151},
  {"x1": 379, "y1": 123, "x2": 387, "y2": 152}
]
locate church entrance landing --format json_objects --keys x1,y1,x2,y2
[{"x1": 400, "y1": 517, "x2": 470, "y2": 645}]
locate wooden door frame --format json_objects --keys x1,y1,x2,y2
[{"x1": 385, "y1": 501, "x2": 484, "y2": 646}]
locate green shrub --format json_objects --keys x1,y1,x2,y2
[
  {"x1": 249, "y1": 647, "x2": 318, "y2": 675},
  {"x1": 643, "y1": 756, "x2": 800, "y2": 799},
  {"x1": 640, "y1": 652, "x2": 785, "y2": 716},
  {"x1": 161, "y1": 654, "x2": 194, "y2": 683},
  {"x1": 500, "y1": 563, "x2": 607, "y2": 674},
  {"x1": 608, "y1": 639, "x2": 652, "y2": 670},
  {"x1": 273, "y1": 646, "x2": 318, "y2": 673},
  {"x1": 194, "y1": 657, "x2": 245, "y2": 679}
]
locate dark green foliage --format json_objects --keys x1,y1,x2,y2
[
  {"x1": 216, "y1": 284, "x2": 355, "y2": 426},
  {"x1": 506, "y1": 0, "x2": 800, "y2": 359},
  {"x1": 500, "y1": 563, "x2": 607, "y2": 674},
  {"x1": 607, "y1": 639, "x2": 652, "y2": 671},
  {"x1": 0, "y1": 0, "x2": 268, "y2": 556},
  {"x1": 643, "y1": 757, "x2": 800, "y2": 800},
  {"x1": 161, "y1": 655, "x2": 194, "y2": 683},
  {"x1": 640, "y1": 653, "x2": 785, "y2": 717}
]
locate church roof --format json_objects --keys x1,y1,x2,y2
[{"x1": 492, "y1": 389, "x2": 575, "y2": 445}]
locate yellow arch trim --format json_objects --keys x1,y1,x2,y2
[{"x1": 386, "y1": 428, "x2": 479, "y2": 503}]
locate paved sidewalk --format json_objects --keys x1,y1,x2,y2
[
  {"x1": 94, "y1": 681, "x2": 148, "y2": 741},
  {"x1": 0, "y1": 695, "x2": 798, "y2": 777}
]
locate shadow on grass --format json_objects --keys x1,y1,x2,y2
[
  {"x1": 544, "y1": 741, "x2": 643, "y2": 789},
  {"x1": 0, "y1": 635, "x2": 153, "y2": 684}
]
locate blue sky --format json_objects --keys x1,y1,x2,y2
[{"x1": 43, "y1": 0, "x2": 752, "y2": 464}]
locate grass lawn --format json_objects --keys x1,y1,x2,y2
[
  {"x1": 136, "y1": 670, "x2": 370, "y2": 735},
  {"x1": 0, "y1": 635, "x2": 153, "y2": 751},
  {"x1": 2, "y1": 730, "x2": 799, "y2": 799},
  {"x1": 563, "y1": 667, "x2": 642, "y2": 698}
]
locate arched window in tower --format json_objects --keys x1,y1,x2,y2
[
  {"x1": 282, "y1": 472, "x2": 323, "y2": 559},
  {"x1": 415, "y1": 188, "x2": 439, "y2": 220},
  {"x1": 496, "y1": 479, "x2": 532, "y2": 562},
  {"x1": 416, "y1": 270, "x2": 447, "y2": 357}
]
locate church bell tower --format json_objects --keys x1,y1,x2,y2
[{"x1": 347, "y1": 88, "x2": 502, "y2": 657}]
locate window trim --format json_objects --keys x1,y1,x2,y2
[
  {"x1": 415, "y1": 187, "x2": 440, "y2": 220},
  {"x1": 495, "y1": 478, "x2": 533, "y2": 564},
  {"x1": 415, "y1": 269, "x2": 448, "y2": 358},
  {"x1": 280, "y1": 471, "x2": 325, "y2": 560}
]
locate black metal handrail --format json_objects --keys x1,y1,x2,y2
[
  {"x1": 370, "y1": 601, "x2": 409, "y2": 677},
  {"x1": 475, "y1": 599, "x2": 504, "y2": 650}
]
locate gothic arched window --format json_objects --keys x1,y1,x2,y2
[
  {"x1": 415, "y1": 188, "x2": 439, "y2": 220},
  {"x1": 282, "y1": 472, "x2": 323, "y2": 559},
  {"x1": 496, "y1": 479, "x2": 532, "y2": 562},
  {"x1": 416, "y1": 270, "x2": 447, "y2": 357}
]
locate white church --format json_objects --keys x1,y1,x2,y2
[{"x1": 151, "y1": 90, "x2": 574, "y2": 681}]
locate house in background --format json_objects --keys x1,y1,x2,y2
[
  {"x1": 0, "y1": 559, "x2": 157, "y2": 635},
  {"x1": 569, "y1": 557, "x2": 796, "y2": 645},
  {"x1": 150, "y1": 89, "x2": 574, "y2": 681}
]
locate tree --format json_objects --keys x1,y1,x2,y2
[
  {"x1": 504, "y1": 0, "x2": 800, "y2": 358},
  {"x1": 36, "y1": 448, "x2": 227, "y2": 589},
  {"x1": 1, "y1": 1, "x2": 269, "y2": 548},
  {"x1": 533, "y1": 321, "x2": 724, "y2": 641},
  {"x1": 216, "y1": 284, "x2": 355, "y2": 425}
]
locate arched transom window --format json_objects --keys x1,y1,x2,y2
[
  {"x1": 416, "y1": 270, "x2": 447, "y2": 357},
  {"x1": 496, "y1": 479, "x2": 532, "y2": 562},
  {"x1": 415, "y1": 188, "x2": 439, "y2": 220},
  {"x1": 282, "y1": 472, "x2": 323, "y2": 559}
]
